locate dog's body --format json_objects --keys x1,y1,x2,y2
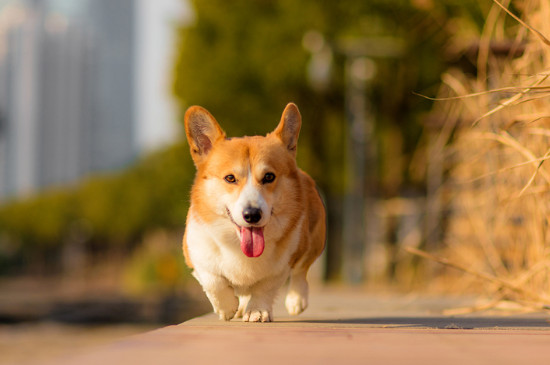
[{"x1": 182, "y1": 103, "x2": 325, "y2": 322}]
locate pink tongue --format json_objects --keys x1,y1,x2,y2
[{"x1": 240, "y1": 226, "x2": 265, "y2": 258}]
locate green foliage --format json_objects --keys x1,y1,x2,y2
[
  {"x1": 75, "y1": 143, "x2": 194, "y2": 246},
  {"x1": 0, "y1": 143, "x2": 195, "y2": 271},
  {"x1": 172, "y1": 0, "x2": 485, "y2": 195},
  {"x1": 0, "y1": 189, "x2": 75, "y2": 249},
  {"x1": 123, "y1": 231, "x2": 191, "y2": 295},
  {"x1": 171, "y1": 0, "x2": 487, "y2": 281},
  {"x1": 0, "y1": 0, "x2": 490, "y2": 278}
]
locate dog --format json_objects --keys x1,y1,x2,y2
[{"x1": 182, "y1": 103, "x2": 326, "y2": 322}]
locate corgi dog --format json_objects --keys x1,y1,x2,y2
[{"x1": 182, "y1": 103, "x2": 326, "y2": 322}]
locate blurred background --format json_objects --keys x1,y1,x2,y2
[{"x1": 2, "y1": 0, "x2": 550, "y2": 362}]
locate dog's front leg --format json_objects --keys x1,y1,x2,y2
[
  {"x1": 285, "y1": 269, "x2": 309, "y2": 315},
  {"x1": 195, "y1": 270, "x2": 238, "y2": 321},
  {"x1": 242, "y1": 274, "x2": 287, "y2": 322}
]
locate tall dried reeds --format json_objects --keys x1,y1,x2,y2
[{"x1": 416, "y1": 0, "x2": 550, "y2": 312}]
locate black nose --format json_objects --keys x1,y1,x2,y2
[{"x1": 243, "y1": 207, "x2": 262, "y2": 224}]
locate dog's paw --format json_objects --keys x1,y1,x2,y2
[
  {"x1": 285, "y1": 291, "x2": 308, "y2": 316},
  {"x1": 217, "y1": 308, "x2": 237, "y2": 321},
  {"x1": 242, "y1": 308, "x2": 272, "y2": 322},
  {"x1": 234, "y1": 296, "x2": 250, "y2": 319},
  {"x1": 234, "y1": 307, "x2": 244, "y2": 319},
  {"x1": 214, "y1": 295, "x2": 239, "y2": 321}
]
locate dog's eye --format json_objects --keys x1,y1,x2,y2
[
  {"x1": 224, "y1": 175, "x2": 237, "y2": 184},
  {"x1": 262, "y1": 172, "x2": 276, "y2": 184}
]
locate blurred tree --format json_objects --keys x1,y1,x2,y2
[
  {"x1": 0, "y1": 0, "x2": 490, "y2": 282},
  {"x1": 0, "y1": 143, "x2": 194, "y2": 274},
  {"x1": 172, "y1": 0, "x2": 485, "y2": 280}
]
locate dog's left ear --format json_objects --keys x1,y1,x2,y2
[{"x1": 274, "y1": 103, "x2": 301, "y2": 156}]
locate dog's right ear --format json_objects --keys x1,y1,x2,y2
[{"x1": 184, "y1": 106, "x2": 226, "y2": 166}]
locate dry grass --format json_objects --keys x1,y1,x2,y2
[{"x1": 415, "y1": 0, "x2": 550, "y2": 313}]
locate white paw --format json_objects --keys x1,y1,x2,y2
[
  {"x1": 234, "y1": 307, "x2": 244, "y2": 319},
  {"x1": 234, "y1": 296, "x2": 250, "y2": 319},
  {"x1": 214, "y1": 296, "x2": 239, "y2": 321},
  {"x1": 285, "y1": 291, "x2": 308, "y2": 316},
  {"x1": 242, "y1": 308, "x2": 272, "y2": 322},
  {"x1": 217, "y1": 308, "x2": 237, "y2": 321}
]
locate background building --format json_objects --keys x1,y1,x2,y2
[{"x1": 0, "y1": 0, "x2": 185, "y2": 201}]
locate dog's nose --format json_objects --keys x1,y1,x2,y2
[{"x1": 243, "y1": 207, "x2": 262, "y2": 224}]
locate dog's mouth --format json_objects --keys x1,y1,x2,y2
[{"x1": 226, "y1": 207, "x2": 265, "y2": 258}]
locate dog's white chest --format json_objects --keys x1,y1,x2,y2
[{"x1": 186, "y1": 215, "x2": 296, "y2": 287}]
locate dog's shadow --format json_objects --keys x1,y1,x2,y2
[{"x1": 284, "y1": 316, "x2": 550, "y2": 329}]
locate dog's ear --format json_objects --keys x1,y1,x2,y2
[
  {"x1": 184, "y1": 106, "x2": 226, "y2": 166},
  {"x1": 274, "y1": 103, "x2": 301, "y2": 156}
]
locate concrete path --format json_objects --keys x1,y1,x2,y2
[{"x1": 51, "y1": 288, "x2": 550, "y2": 365}]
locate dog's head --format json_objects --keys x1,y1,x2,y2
[{"x1": 184, "y1": 103, "x2": 302, "y2": 258}]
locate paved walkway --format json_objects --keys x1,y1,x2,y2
[{"x1": 52, "y1": 288, "x2": 550, "y2": 365}]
